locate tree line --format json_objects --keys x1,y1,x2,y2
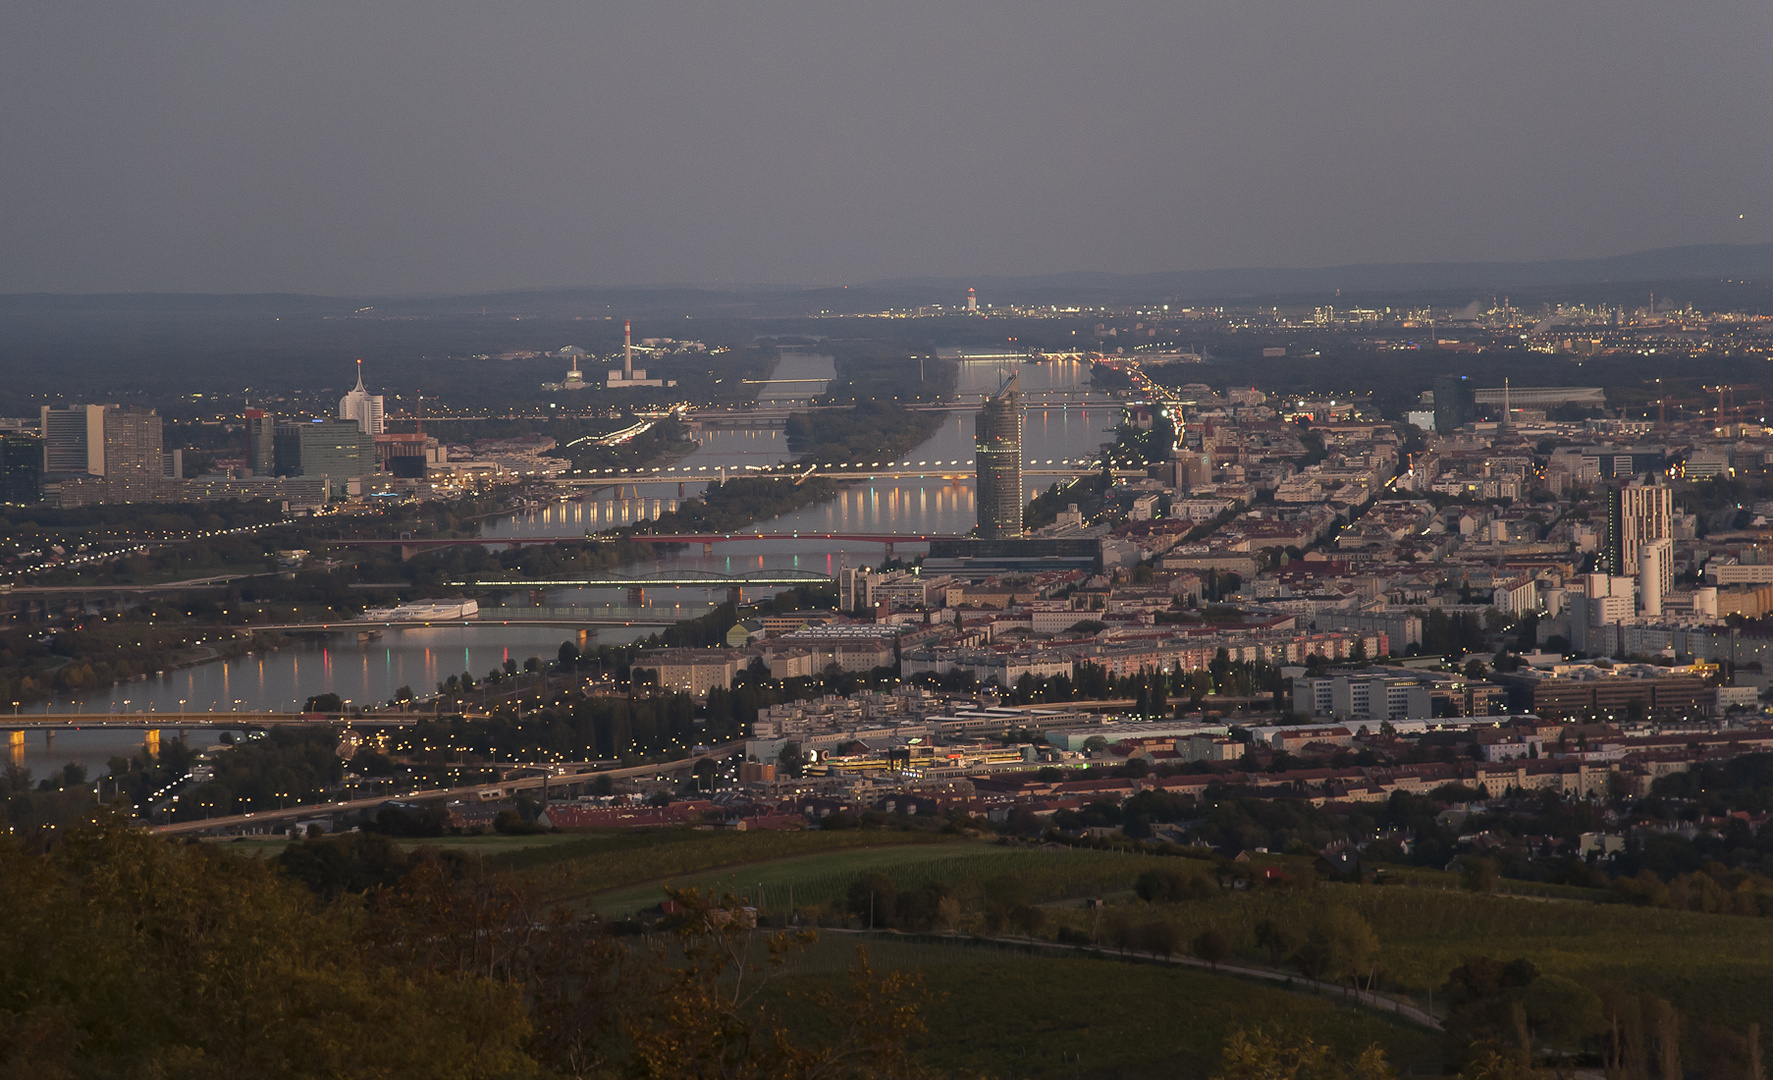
[{"x1": 0, "y1": 819, "x2": 928, "y2": 1079}]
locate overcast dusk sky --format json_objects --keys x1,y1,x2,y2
[{"x1": 3, "y1": 1, "x2": 1769, "y2": 295}]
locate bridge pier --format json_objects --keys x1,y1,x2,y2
[
  {"x1": 703, "y1": 542, "x2": 715, "y2": 555},
  {"x1": 42, "y1": 730, "x2": 53, "y2": 750},
  {"x1": 8, "y1": 731, "x2": 22, "y2": 751},
  {"x1": 728, "y1": 587, "x2": 742, "y2": 605},
  {"x1": 143, "y1": 728, "x2": 160, "y2": 756},
  {"x1": 883, "y1": 542, "x2": 894, "y2": 561},
  {"x1": 628, "y1": 586, "x2": 645, "y2": 606}
]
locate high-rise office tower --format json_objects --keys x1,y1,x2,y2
[
  {"x1": 39, "y1": 404, "x2": 107, "y2": 476},
  {"x1": 974, "y1": 372, "x2": 1023, "y2": 539},
  {"x1": 296, "y1": 420, "x2": 376, "y2": 497},
  {"x1": 245, "y1": 408, "x2": 277, "y2": 476},
  {"x1": 0, "y1": 432, "x2": 42, "y2": 503},
  {"x1": 43, "y1": 405, "x2": 168, "y2": 506},
  {"x1": 103, "y1": 407, "x2": 163, "y2": 478},
  {"x1": 97, "y1": 407, "x2": 166, "y2": 504},
  {"x1": 338, "y1": 360, "x2": 385, "y2": 435},
  {"x1": 1431, "y1": 374, "x2": 1475, "y2": 433},
  {"x1": 1604, "y1": 480, "x2": 1672, "y2": 577}
]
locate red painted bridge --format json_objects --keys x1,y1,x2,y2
[{"x1": 335, "y1": 533, "x2": 964, "y2": 548}]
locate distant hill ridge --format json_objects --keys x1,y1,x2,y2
[
  {"x1": 1, "y1": 241, "x2": 1769, "y2": 311},
  {"x1": 864, "y1": 241, "x2": 1773, "y2": 303}
]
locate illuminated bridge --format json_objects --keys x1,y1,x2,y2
[
  {"x1": 335, "y1": 532, "x2": 963, "y2": 551},
  {"x1": 238, "y1": 612, "x2": 679, "y2": 632},
  {"x1": 1, "y1": 716, "x2": 423, "y2": 759},
  {"x1": 449, "y1": 568, "x2": 835, "y2": 589},
  {"x1": 689, "y1": 393, "x2": 1119, "y2": 427},
  {"x1": 546, "y1": 459, "x2": 1141, "y2": 486},
  {"x1": 596, "y1": 533, "x2": 955, "y2": 546}
]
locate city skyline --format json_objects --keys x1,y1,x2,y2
[{"x1": 8, "y1": 3, "x2": 1773, "y2": 1074}]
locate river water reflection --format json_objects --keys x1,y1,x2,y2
[
  {"x1": 489, "y1": 357, "x2": 1115, "y2": 555},
  {"x1": 25, "y1": 358, "x2": 1117, "y2": 723},
  {"x1": 9, "y1": 728, "x2": 235, "y2": 784}
]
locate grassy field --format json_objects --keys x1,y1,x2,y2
[
  {"x1": 764, "y1": 936, "x2": 1441, "y2": 1080},
  {"x1": 493, "y1": 827, "x2": 966, "y2": 902},
  {"x1": 596, "y1": 834, "x2": 1773, "y2": 1040},
  {"x1": 212, "y1": 832, "x2": 609, "y2": 857},
  {"x1": 583, "y1": 840, "x2": 1158, "y2": 918},
  {"x1": 216, "y1": 824, "x2": 952, "y2": 884},
  {"x1": 1042, "y1": 881, "x2": 1773, "y2": 1035},
  {"x1": 223, "y1": 825, "x2": 1773, "y2": 1050},
  {"x1": 187, "y1": 824, "x2": 1773, "y2": 1076},
  {"x1": 1371, "y1": 861, "x2": 1618, "y2": 902}
]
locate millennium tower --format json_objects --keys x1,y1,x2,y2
[{"x1": 974, "y1": 371, "x2": 1023, "y2": 539}]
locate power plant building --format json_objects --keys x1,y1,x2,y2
[
  {"x1": 606, "y1": 320, "x2": 665, "y2": 388},
  {"x1": 974, "y1": 372, "x2": 1023, "y2": 540}
]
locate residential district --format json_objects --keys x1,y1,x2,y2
[
  {"x1": 13, "y1": 335, "x2": 1773, "y2": 885},
  {"x1": 500, "y1": 364, "x2": 1773, "y2": 879}
]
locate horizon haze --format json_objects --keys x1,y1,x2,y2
[{"x1": 4, "y1": 1, "x2": 1771, "y2": 296}]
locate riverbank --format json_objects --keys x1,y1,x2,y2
[
  {"x1": 0, "y1": 618, "x2": 296, "y2": 706},
  {"x1": 784, "y1": 398, "x2": 946, "y2": 465},
  {"x1": 630, "y1": 475, "x2": 841, "y2": 535},
  {"x1": 554, "y1": 416, "x2": 699, "y2": 473},
  {"x1": 615, "y1": 396, "x2": 948, "y2": 539}
]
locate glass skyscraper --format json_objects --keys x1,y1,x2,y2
[{"x1": 974, "y1": 372, "x2": 1023, "y2": 539}]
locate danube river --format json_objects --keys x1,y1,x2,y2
[
  {"x1": 485, "y1": 356, "x2": 1116, "y2": 564},
  {"x1": 19, "y1": 356, "x2": 1119, "y2": 764}
]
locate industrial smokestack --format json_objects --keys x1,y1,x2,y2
[{"x1": 624, "y1": 319, "x2": 633, "y2": 379}]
